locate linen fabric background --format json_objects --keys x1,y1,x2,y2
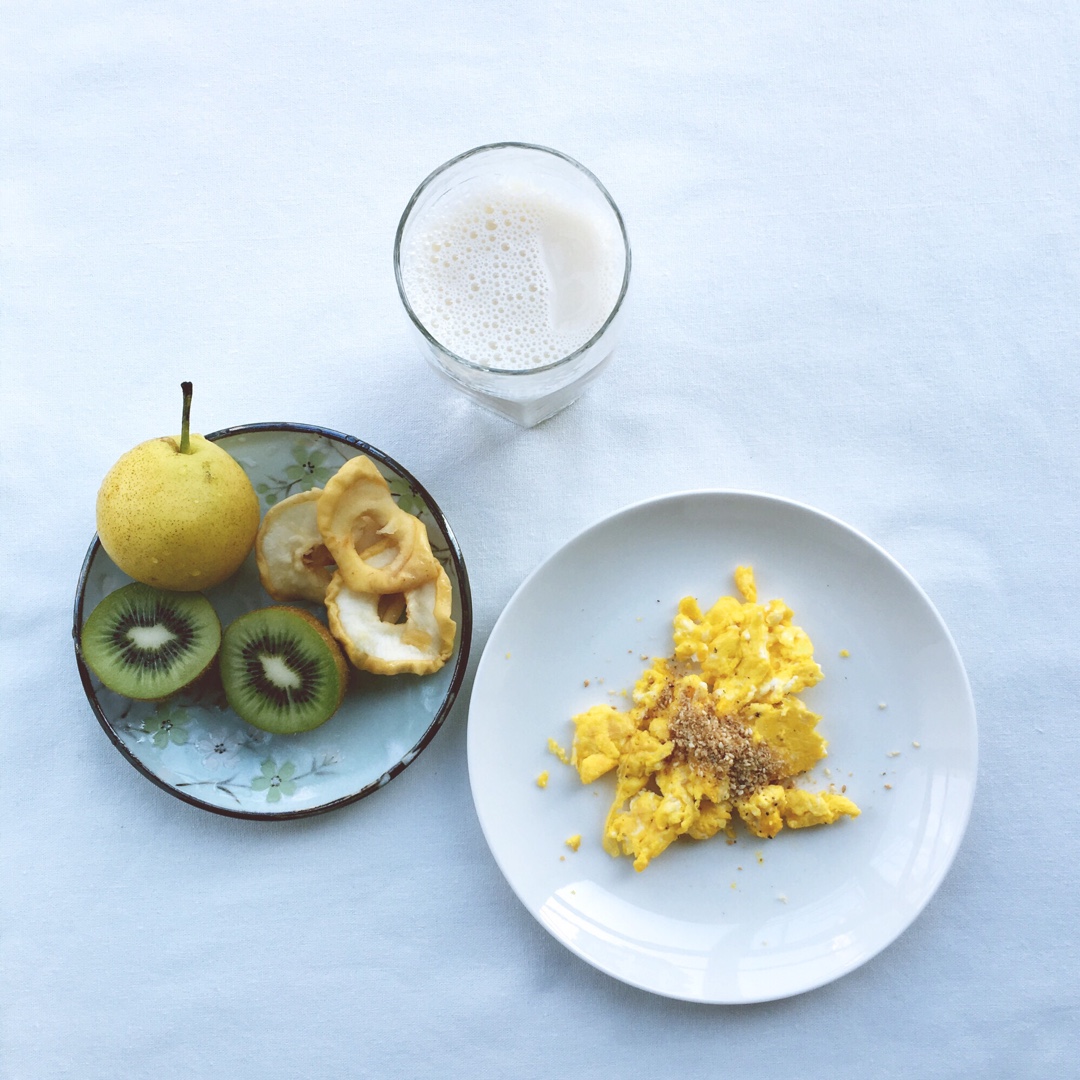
[{"x1": 2, "y1": 2, "x2": 1077, "y2": 1077}]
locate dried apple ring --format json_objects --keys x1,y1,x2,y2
[
  {"x1": 255, "y1": 489, "x2": 336, "y2": 603},
  {"x1": 317, "y1": 455, "x2": 441, "y2": 595},
  {"x1": 324, "y1": 565, "x2": 456, "y2": 676}
]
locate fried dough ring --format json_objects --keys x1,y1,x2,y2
[
  {"x1": 316, "y1": 455, "x2": 441, "y2": 595},
  {"x1": 325, "y1": 565, "x2": 456, "y2": 676},
  {"x1": 255, "y1": 489, "x2": 336, "y2": 603}
]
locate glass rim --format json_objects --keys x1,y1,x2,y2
[{"x1": 393, "y1": 141, "x2": 631, "y2": 378}]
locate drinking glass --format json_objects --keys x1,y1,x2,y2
[{"x1": 394, "y1": 143, "x2": 631, "y2": 427}]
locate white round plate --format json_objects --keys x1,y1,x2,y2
[{"x1": 467, "y1": 491, "x2": 977, "y2": 1003}]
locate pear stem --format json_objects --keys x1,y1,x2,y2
[{"x1": 180, "y1": 381, "x2": 193, "y2": 454}]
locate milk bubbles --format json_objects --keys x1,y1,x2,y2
[{"x1": 400, "y1": 182, "x2": 625, "y2": 370}]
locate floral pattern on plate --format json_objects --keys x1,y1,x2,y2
[{"x1": 74, "y1": 423, "x2": 471, "y2": 819}]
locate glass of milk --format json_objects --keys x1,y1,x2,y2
[{"x1": 394, "y1": 143, "x2": 631, "y2": 427}]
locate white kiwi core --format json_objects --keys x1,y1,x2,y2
[
  {"x1": 259, "y1": 654, "x2": 303, "y2": 689},
  {"x1": 127, "y1": 625, "x2": 177, "y2": 650}
]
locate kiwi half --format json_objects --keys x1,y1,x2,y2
[
  {"x1": 220, "y1": 606, "x2": 348, "y2": 734},
  {"x1": 80, "y1": 582, "x2": 222, "y2": 700}
]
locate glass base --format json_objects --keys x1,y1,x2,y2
[{"x1": 429, "y1": 350, "x2": 615, "y2": 428}]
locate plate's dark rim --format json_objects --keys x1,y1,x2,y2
[{"x1": 73, "y1": 421, "x2": 474, "y2": 822}]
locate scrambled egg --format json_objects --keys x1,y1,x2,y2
[{"x1": 569, "y1": 567, "x2": 859, "y2": 871}]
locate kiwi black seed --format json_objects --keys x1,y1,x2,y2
[
  {"x1": 219, "y1": 606, "x2": 348, "y2": 734},
  {"x1": 80, "y1": 582, "x2": 222, "y2": 700}
]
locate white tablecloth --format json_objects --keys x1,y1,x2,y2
[{"x1": 2, "y1": 3, "x2": 1076, "y2": 1076}]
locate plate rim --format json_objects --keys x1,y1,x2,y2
[
  {"x1": 73, "y1": 420, "x2": 473, "y2": 821},
  {"x1": 466, "y1": 487, "x2": 978, "y2": 1002}
]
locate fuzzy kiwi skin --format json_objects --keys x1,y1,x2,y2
[
  {"x1": 79, "y1": 582, "x2": 222, "y2": 700},
  {"x1": 219, "y1": 606, "x2": 348, "y2": 734}
]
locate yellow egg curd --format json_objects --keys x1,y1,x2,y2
[{"x1": 569, "y1": 567, "x2": 859, "y2": 871}]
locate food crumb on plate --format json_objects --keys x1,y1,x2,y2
[
  {"x1": 565, "y1": 834, "x2": 581, "y2": 852},
  {"x1": 536, "y1": 771, "x2": 549, "y2": 788},
  {"x1": 839, "y1": 649, "x2": 850, "y2": 658},
  {"x1": 547, "y1": 738, "x2": 570, "y2": 764}
]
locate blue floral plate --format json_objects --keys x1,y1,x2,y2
[{"x1": 73, "y1": 423, "x2": 472, "y2": 820}]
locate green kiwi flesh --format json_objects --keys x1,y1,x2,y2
[
  {"x1": 220, "y1": 607, "x2": 347, "y2": 734},
  {"x1": 80, "y1": 582, "x2": 222, "y2": 700}
]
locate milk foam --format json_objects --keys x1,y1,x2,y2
[{"x1": 401, "y1": 182, "x2": 624, "y2": 370}]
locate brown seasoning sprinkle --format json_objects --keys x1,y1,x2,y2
[{"x1": 667, "y1": 687, "x2": 785, "y2": 798}]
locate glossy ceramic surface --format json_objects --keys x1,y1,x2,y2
[
  {"x1": 467, "y1": 491, "x2": 976, "y2": 1002},
  {"x1": 75, "y1": 423, "x2": 471, "y2": 819}
]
